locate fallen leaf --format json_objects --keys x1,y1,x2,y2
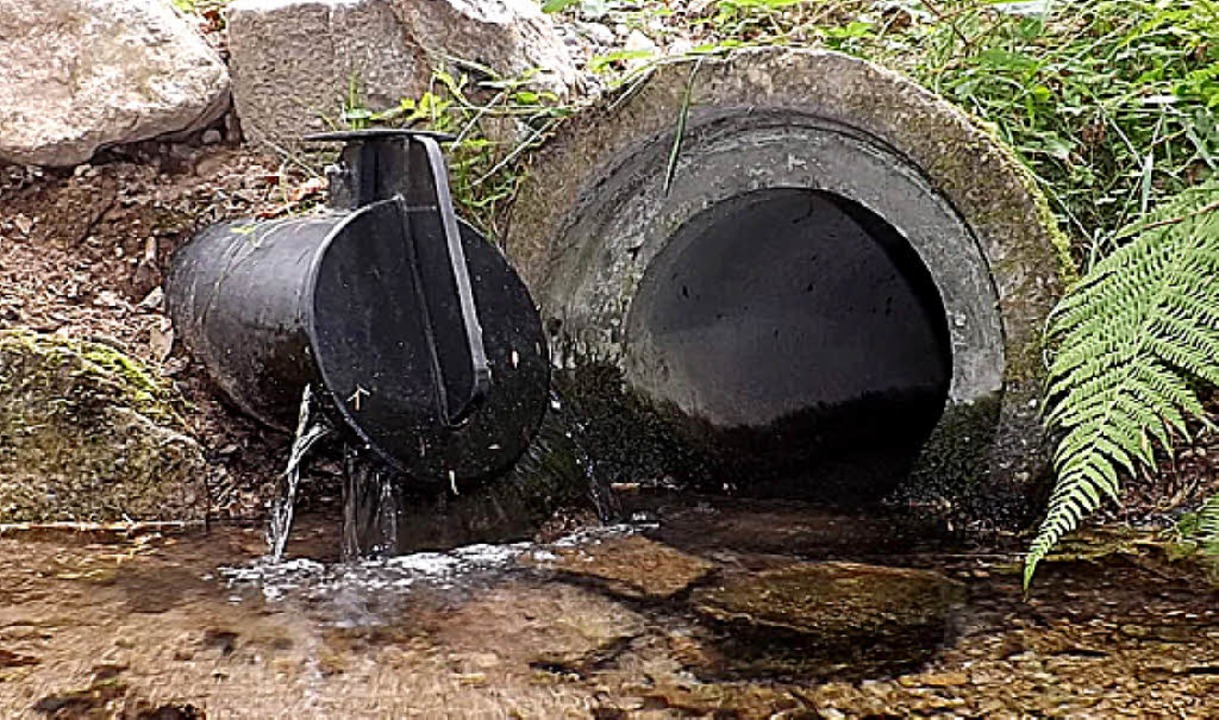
[
  {"x1": 150, "y1": 316, "x2": 174, "y2": 362},
  {"x1": 13, "y1": 213, "x2": 33, "y2": 236}
]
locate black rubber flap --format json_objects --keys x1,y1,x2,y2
[{"x1": 307, "y1": 198, "x2": 549, "y2": 484}]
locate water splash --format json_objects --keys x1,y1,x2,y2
[
  {"x1": 491, "y1": 391, "x2": 622, "y2": 525},
  {"x1": 268, "y1": 385, "x2": 333, "y2": 561},
  {"x1": 222, "y1": 524, "x2": 643, "y2": 608},
  {"x1": 267, "y1": 382, "x2": 624, "y2": 563},
  {"x1": 222, "y1": 540, "x2": 537, "y2": 606},
  {"x1": 562, "y1": 413, "x2": 621, "y2": 524}
]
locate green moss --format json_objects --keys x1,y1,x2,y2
[
  {"x1": 0, "y1": 330, "x2": 183, "y2": 426},
  {"x1": 997, "y1": 150, "x2": 1075, "y2": 284},
  {"x1": 898, "y1": 395, "x2": 1005, "y2": 515},
  {"x1": 0, "y1": 330, "x2": 202, "y2": 522}
]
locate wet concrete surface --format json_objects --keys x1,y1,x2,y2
[{"x1": 1, "y1": 497, "x2": 1217, "y2": 719}]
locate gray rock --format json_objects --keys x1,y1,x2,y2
[
  {"x1": 578, "y1": 22, "x2": 615, "y2": 47},
  {"x1": 388, "y1": 0, "x2": 579, "y2": 90},
  {"x1": 0, "y1": 331, "x2": 206, "y2": 522},
  {"x1": 0, "y1": 0, "x2": 230, "y2": 167},
  {"x1": 227, "y1": 0, "x2": 424, "y2": 149},
  {"x1": 227, "y1": 0, "x2": 578, "y2": 150},
  {"x1": 622, "y1": 28, "x2": 658, "y2": 55}
]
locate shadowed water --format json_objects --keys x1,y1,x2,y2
[{"x1": 3, "y1": 503, "x2": 1211, "y2": 718}]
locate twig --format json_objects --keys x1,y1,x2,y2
[
  {"x1": 470, "y1": 119, "x2": 556, "y2": 187},
  {"x1": 1120, "y1": 199, "x2": 1219, "y2": 237},
  {"x1": 920, "y1": 0, "x2": 972, "y2": 50}
]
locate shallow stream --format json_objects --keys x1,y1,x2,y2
[{"x1": 1, "y1": 496, "x2": 1216, "y2": 719}]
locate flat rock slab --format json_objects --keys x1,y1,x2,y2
[
  {"x1": 534, "y1": 535, "x2": 715, "y2": 600},
  {"x1": 693, "y1": 561, "x2": 964, "y2": 639},
  {"x1": 691, "y1": 562, "x2": 965, "y2": 679},
  {"x1": 0, "y1": 331, "x2": 206, "y2": 522},
  {"x1": 0, "y1": 0, "x2": 230, "y2": 166},
  {"x1": 429, "y1": 583, "x2": 646, "y2": 672}
]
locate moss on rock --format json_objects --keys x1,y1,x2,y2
[{"x1": 0, "y1": 330, "x2": 206, "y2": 522}]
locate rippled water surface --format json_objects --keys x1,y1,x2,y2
[{"x1": 1, "y1": 498, "x2": 1216, "y2": 718}]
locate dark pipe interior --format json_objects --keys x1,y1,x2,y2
[{"x1": 628, "y1": 188, "x2": 952, "y2": 502}]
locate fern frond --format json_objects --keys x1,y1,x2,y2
[
  {"x1": 1026, "y1": 180, "x2": 1219, "y2": 588},
  {"x1": 1199, "y1": 494, "x2": 1219, "y2": 555}
]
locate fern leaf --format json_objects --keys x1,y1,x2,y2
[
  {"x1": 1199, "y1": 494, "x2": 1219, "y2": 555},
  {"x1": 1026, "y1": 180, "x2": 1219, "y2": 588}
]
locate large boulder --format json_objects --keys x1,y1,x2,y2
[
  {"x1": 227, "y1": 0, "x2": 423, "y2": 150},
  {"x1": 0, "y1": 0, "x2": 231, "y2": 167},
  {"x1": 0, "y1": 331, "x2": 206, "y2": 522},
  {"x1": 227, "y1": 0, "x2": 579, "y2": 149},
  {"x1": 387, "y1": 0, "x2": 579, "y2": 91}
]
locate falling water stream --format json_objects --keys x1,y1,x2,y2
[
  {"x1": 267, "y1": 385, "x2": 334, "y2": 562},
  {"x1": 264, "y1": 381, "x2": 620, "y2": 566},
  {"x1": 266, "y1": 385, "x2": 406, "y2": 563},
  {"x1": 340, "y1": 449, "x2": 401, "y2": 560}
]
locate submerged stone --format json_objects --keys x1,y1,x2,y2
[
  {"x1": 431, "y1": 583, "x2": 646, "y2": 673},
  {"x1": 0, "y1": 331, "x2": 205, "y2": 522},
  {"x1": 534, "y1": 535, "x2": 715, "y2": 600},
  {"x1": 690, "y1": 562, "x2": 964, "y2": 680}
]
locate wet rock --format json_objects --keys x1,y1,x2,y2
[
  {"x1": 31, "y1": 678, "x2": 129, "y2": 717},
  {"x1": 0, "y1": 649, "x2": 39, "y2": 668},
  {"x1": 0, "y1": 331, "x2": 206, "y2": 522},
  {"x1": 916, "y1": 671, "x2": 970, "y2": 687},
  {"x1": 690, "y1": 562, "x2": 965, "y2": 679},
  {"x1": 432, "y1": 583, "x2": 646, "y2": 672},
  {"x1": 535, "y1": 535, "x2": 715, "y2": 600},
  {"x1": 693, "y1": 561, "x2": 965, "y2": 640},
  {"x1": 227, "y1": 0, "x2": 578, "y2": 150},
  {"x1": 0, "y1": 0, "x2": 230, "y2": 166}
]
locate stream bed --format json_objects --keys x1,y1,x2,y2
[{"x1": 1, "y1": 496, "x2": 1216, "y2": 719}]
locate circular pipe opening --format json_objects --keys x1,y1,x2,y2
[{"x1": 625, "y1": 188, "x2": 952, "y2": 502}]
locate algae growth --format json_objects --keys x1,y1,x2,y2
[{"x1": 0, "y1": 331, "x2": 205, "y2": 522}]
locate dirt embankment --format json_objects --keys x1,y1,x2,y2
[{"x1": 0, "y1": 142, "x2": 325, "y2": 519}]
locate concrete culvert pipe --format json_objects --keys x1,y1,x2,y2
[{"x1": 507, "y1": 49, "x2": 1070, "y2": 508}]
